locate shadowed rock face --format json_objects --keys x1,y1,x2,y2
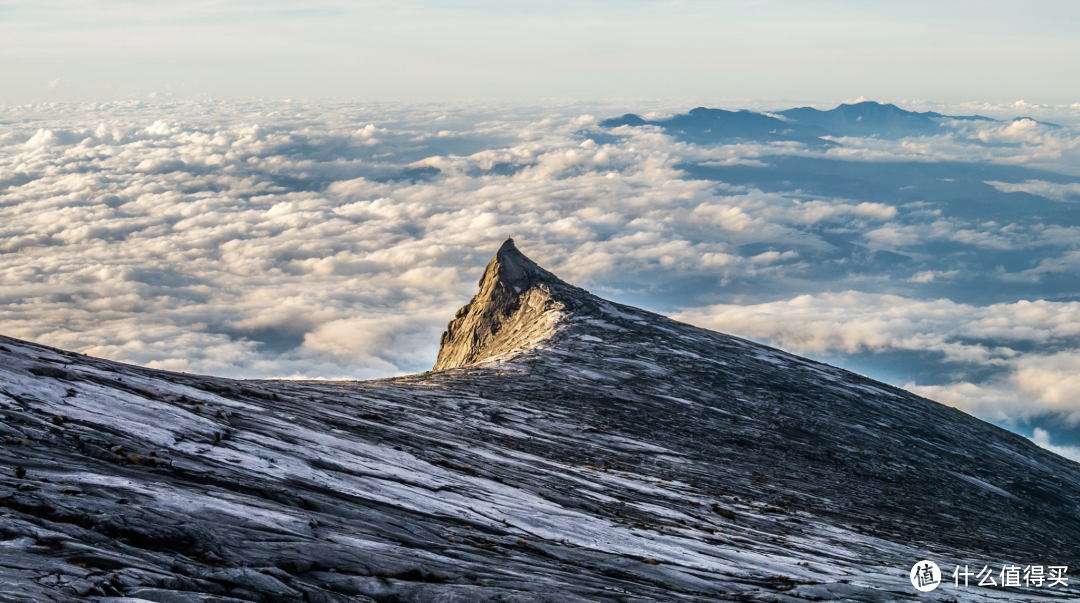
[{"x1": 1, "y1": 241, "x2": 1079, "y2": 602}]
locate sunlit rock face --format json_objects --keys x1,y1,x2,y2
[
  {"x1": 1, "y1": 241, "x2": 1079, "y2": 602},
  {"x1": 433, "y1": 237, "x2": 575, "y2": 371}
]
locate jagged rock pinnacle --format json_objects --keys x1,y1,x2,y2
[{"x1": 433, "y1": 238, "x2": 575, "y2": 370}]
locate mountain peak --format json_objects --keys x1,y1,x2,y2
[
  {"x1": 433, "y1": 239, "x2": 576, "y2": 371},
  {"x1": 489, "y1": 236, "x2": 548, "y2": 287},
  {"x1": 6, "y1": 237, "x2": 1080, "y2": 601}
]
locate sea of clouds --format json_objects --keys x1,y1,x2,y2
[{"x1": 4, "y1": 97, "x2": 1080, "y2": 452}]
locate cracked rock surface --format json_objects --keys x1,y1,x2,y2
[
  {"x1": 1, "y1": 241, "x2": 1078, "y2": 602},
  {"x1": 434, "y1": 237, "x2": 575, "y2": 371}
]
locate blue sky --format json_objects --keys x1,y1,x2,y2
[{"x1": 3, "y1": 1, "x2": 1079, "y2": 104}]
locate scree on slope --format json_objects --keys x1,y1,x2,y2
[{"x1": 0, "y1": 238, "x2": 1078, "y2": 602}]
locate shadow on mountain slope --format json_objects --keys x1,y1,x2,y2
[{"x1": 0, "y1": 238, "x2": 1076, "y2": 602}]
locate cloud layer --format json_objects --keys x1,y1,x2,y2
[
  {"x1": 673, "y1": 294, "x2": 1080, "y2": 423},
  {"x1": 3, "y1": 99, "x2": 1080, "y2": 452}
]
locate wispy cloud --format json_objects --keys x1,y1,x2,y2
[
  {"x1": 674, "y1": 293, "x2": 1080, "y2": 423},
  {"x1": 1031, "y1": 428, "x2": 1080, "y2": 463},
  {"x1": 986, "y1": 179, "x2": 1080, "y2": 202}
]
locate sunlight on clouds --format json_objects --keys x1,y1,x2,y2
[
  {"x1": 1012, "y1": 354, "x2": 1080, "y2": 415},
  {"x1": 1030, "y1": 428, "x2": 1080, "y2": 463},
  {"x1": 986, "y1": 180, "x2": 1080, "y2": 202},
  {"x1": 675, "y1": 294, "x2": 1080, "y2": 422},
  {"x1": 907, "y1": 270, "x2": 959, "y2": 283},
  {"x1": 908, "y1": 361, "x2": 1080, "y2": 426},
  {"x1": 675, "y1": 293, "x2": 1035, "y2": 362},
  {"x1": 2, "y1": 99, "x2": 1080, "y2": 429}
]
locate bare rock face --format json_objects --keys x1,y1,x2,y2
[
  {"x1": 434, "y1": 237, "x2": 582, "y2": 370},
  {"x1": 4, "y1": 239, "x2": 1080, "y2": 602}
]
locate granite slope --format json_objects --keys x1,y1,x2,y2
[{"x1": 1, "y1": 242, "x2": 1079, "y2": 602}]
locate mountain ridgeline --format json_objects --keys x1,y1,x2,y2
[
  {"x1": 599, "y1": 100, "x2": 1058, "y2": 144},
  {"x1": 433, "y1": 238, "x2": 579, "y2": 371},
  {"x1": 0, "y1": 239, "x2": 1078, "y2": 602}
]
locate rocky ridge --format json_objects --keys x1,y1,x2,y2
[
  {"x1": 434, "y1": 237, "x2": 576, "y2": 370},
  {"x1": 0, "y1": 241, "x2": 1078, "y2": 602}
]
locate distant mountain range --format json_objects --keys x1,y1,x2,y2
[{"x1": 600, "y1": 101, "x2": 1059, "y2": 144}]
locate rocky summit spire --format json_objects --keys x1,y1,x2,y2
[{"x1": 433, "y1": 238, "x2": 574, "y2": 371}]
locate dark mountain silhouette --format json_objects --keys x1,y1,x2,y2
[
  {"x1": 601, "y1": 100, "x2": 1061, "y2": 144},
  {"x1": 776, "y1": 101, "x2": 944, "y2": 138},
  {"x1": 602, "y1": 107, "x2": 836, "y2": 147},
  {"x1": 1, "y1": 239, "x2": 1077, "y2": 601}
]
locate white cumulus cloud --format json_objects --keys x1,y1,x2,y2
[{"x1": 2, "y1": 96, "x2": 1080, "y2": 427}]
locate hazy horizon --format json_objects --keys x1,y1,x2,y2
[{"x1": 3, "y1": 1, "x2": 1079, "y2": 105}]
